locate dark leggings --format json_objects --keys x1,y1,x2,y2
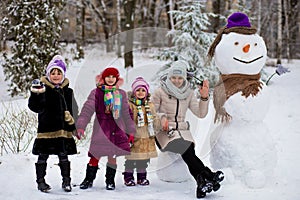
[
  {"x1": 37, "y1": 153, "x2": 69, "y2": 164},
  {"x1": 124, "y1": 159, "x2": 150, "y2": 173},
  {"x1": 165, "y1": 138, "x2": 212, "y2": 181}
]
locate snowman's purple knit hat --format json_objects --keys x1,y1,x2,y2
[
  {"x1": 226, "y1": 12, "x2": 251, "y2": 28},
  {"x1": 207, "y1": 12, "x2": 257, "y2": 60}
]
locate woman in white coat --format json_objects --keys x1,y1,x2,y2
[{"x1": 151, "y1": 60, "x2": 224, "y2": 198}]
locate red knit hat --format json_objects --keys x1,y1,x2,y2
[
  {"x1": 95, "y1": 67, "x2": 124, "y2": 87},
  {"x1": 101, "y1": 67, "x2": 120, "y2": 80}
]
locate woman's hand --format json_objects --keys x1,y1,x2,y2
[
  {"x1": 199, "y1": 80, "x2": 209, "y2": 100},
  {"x1": 161, "y1": 116, "x2": 169, "y2": 131}
]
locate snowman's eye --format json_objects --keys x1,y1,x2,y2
[
  {"x1": 234, "y1": 42, "x2": 239, "y2": 45},
  {"x1": 254, "y1": 43, "x2": 257, "y2": 46}
]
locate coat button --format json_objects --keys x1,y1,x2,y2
[{"x1": 112, "y1": 132, "x2": 115, "y2": 135}]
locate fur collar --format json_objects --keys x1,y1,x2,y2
[{"x1": 40, "y1": 76, "x2": 69, "y2": 89}]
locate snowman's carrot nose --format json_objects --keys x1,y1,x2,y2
[{"x1": 243, "y1": 44, "x2": 250, "y2": 53}]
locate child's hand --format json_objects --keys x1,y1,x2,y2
[
  {"x1": 31, "y1": 79, "x2": 45, "y2": 93},
  {"x1": 76, "y1": 129, "x2": 85, "y2": 140},
  {"x1": 128, "y1": 134, "x2": 134, "y2": 147}
]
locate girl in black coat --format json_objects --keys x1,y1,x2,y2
[{"x1": 28, "y1": 55, "x2": 78, "y2": 193}]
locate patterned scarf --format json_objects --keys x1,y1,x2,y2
[
  {"x1": 101, "y1": 85, "x2": 122, "y2": 119},
  {"x1": 130, "y1": 96, "x2": 155, "y2": 137},
  {"x1": 213, "y1": 73, "x2": 263, "y2": 123}
]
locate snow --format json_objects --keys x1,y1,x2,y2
[{"x1": 1, "y1": 49, "x2": 300, "y2": 199}]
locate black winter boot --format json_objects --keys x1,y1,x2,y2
[
  {"x1": 137, "y1": 170, "x2": 149, "y2": 186},
  {"x1": 122, "y1": 171, "x2": 135, "y2": 186},
  {"x1": 79, "y1": 164, "x2": 98, "y2": 189},
  {"x1": 196, "y1": 174, "x2": 213, "y2": 198},
  {"x1": 211, "y1": 171, "x2": 224, "y2": 191},
  {"x1": 202, "y1": 167, "x2": 224, "y2": 192},
  {"x1": 35, "y1": 163, "x2": 51, "y2": 192},
  {"x1": 105, "y1": 164, "x2": 117, "y2": 190},
  {"x1": 59, "y1": 161, "x2": 72, "y2": 192}
]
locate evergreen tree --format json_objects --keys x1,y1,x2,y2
[
  {"x1": 1, "y1": 0, "x2": 65, "y2": 97},
  {"x1": 155, "y1": 1, "x2": 219, "y2": 89}
]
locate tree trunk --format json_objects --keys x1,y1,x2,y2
[
  {"x1": 257, "y1": 0, "x2": 261, "y2": 34},
  {"x1": 276, "y1": 0, "x2": 282, "y2": 64},
  {"x1": 283, "y1": 0, "x2": 290, "y2": 62},
  {"x1": 75, "y1": 0, "x2": 85, "y2": 59},
  {"x1": 123, "y1": 0, "x2": 136, "y2": 68},
  {"x1": 116, "y1": 0, "x2": 122, "y2": 57},
  {"x1": 164, "y1": 0, "x2": 174, "y2": 46}
]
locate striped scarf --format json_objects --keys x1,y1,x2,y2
[
  {"x1": 101, "y1": 85, "x2": 122, "y2": 119},
  {"x1": 130, "y1": 97, "x2": 155, "y2": 137}
]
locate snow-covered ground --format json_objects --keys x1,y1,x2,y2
[{"x1": 1, "y1": 48, "x2": 300, "y2": 200}]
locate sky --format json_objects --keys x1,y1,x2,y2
[{"x1": 0, "y1": 48, "x2": 300, "y2": 200}]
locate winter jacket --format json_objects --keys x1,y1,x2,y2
[
  {"x1": 151, "y1": 87, "x2": 209, "y2": 150},
  {"x1": 76, "y1": 87, "x2": 136, "y2": 159},
  {"x1": 125, "y1": 92, "x2": 160, "y2": 160},
  {"x1": 28, "y1": 76, "x2": 78, "y2": 155}
]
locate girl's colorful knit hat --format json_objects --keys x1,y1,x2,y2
[
  {"x1": 131, "y1": 77, "x2": 149, "y2": 95},
  {"x1": 96, "y1": 67, "x2": 124, "y2": 87},
  {"x1": 46, "y1": 55, "x2": 66, "y2": 82},
  {"x1": 207, "y1": 12, "x2": 257, "y2": 61}
]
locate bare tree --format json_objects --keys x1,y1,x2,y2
[
  {"x1": 84, "y1": 0, "x2": 113, "y2": 52},
  {"x1": 75, "y1": 0, "x2": 85, "y2": 59},
  {"x1": 277, "y1": 0, "x2": 282, "y2": 64},
  {"x1": 283, "y1": 0, "x2": 290, "y2": 62},
  {"x1": 123, "y1": 0, "x2": 136, "y2": 68},
  {"x1": 257, "y1": 0, "x2": 261, "y2": 34},
  {"x1": 115, "y1": 0, "x2": 122, "y2": 57},
  {"x1": 0, "y1": 0, "x2": 8, "y2": 51}
]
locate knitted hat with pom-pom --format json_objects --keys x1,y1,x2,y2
[
  {"x1": 46, "y1": 55, "x2": 67, "y2": 83},
  {"x1": 131, "y1": 77, "x2": 150, "y2": 96}
]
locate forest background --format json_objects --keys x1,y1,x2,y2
[{"x1": 0, "y1": 0, "x2": 299, "y2": 97}]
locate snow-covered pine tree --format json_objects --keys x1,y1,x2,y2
[
  {"x1": 155, "y1": 0, "x2": 219, "y2": 89},
  {"x1": 1, "y1": 0, "x2": 65, "y2": 97}
]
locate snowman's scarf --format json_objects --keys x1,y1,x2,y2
[{"x1": 213, "y1": 73, "x2": 263, "y2": 123}]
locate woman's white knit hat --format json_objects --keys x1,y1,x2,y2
[{"x1": 168, "y1": 60, "x2": 188, "y2": 80}]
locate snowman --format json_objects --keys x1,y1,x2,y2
[{"x1": 207, "y1": 12, "x2": 277, "y2": 188}]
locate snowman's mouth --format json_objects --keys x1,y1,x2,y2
[{"x1": 233, "y1": 56, "x2": 263, "y2": 64}]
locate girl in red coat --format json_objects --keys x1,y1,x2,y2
[{"x1": 76, "y1": 67, "x2": 136, "y2": 190}]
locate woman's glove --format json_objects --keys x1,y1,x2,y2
[
  {"x1": 128, "y1": 134, "x2": 135, "y2": 147},
  {"x1": 30, "y1": 79, "x2": 45, "y2": 93},
  {"x1": 76, "y1": 129, "x2": 85, "y2": 140}
]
